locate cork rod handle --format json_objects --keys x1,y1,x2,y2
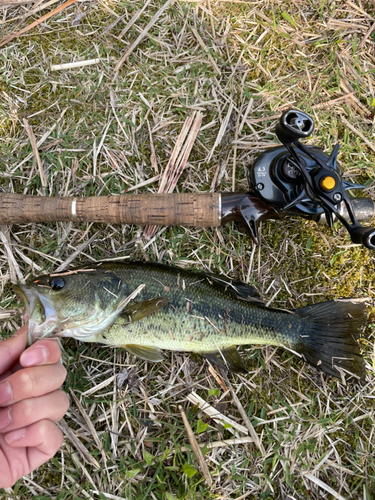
[{"x1": 0, "y1": 193, "x2": 221, "y2": 226}]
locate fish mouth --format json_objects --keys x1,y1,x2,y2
[
  {"x1": 13, "y1": 284, "x2": 122, "y2": 345},
  {"x1": 13, "y1": 284, "x2": 59, "y2": 345}
]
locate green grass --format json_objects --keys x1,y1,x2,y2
[{"x1": 1, "y1": 0, "x2": 375, "y2": 498}]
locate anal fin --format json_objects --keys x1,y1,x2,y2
[
  {"x1": 202, "y1": 346, "x2": 247, "y2": 374},
  {"x1": 124, "y1": 344, "x2": 164, "y2": 362}
]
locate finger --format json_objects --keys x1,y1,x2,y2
[
  {"x1": 20, "y1": 339, "x2": 62, "y2": 368},
  {"x1": 4, "y1": 419, "x2": 64, "y2": 472},
  {"x1": 0, "y1": 327, "x2": 27, "y2": 374},
  {"x1": 0, "y1": 363, "x2": 67, "y2": 406},
  {"x1": 0, "y1": 369, "x2": 13, "y2": 382},
  {"x1": 0, "y1": 390, "x2": 69, "y2": 432},
  {"x1": 0, "y1": 337, "x2": 61, "y2": 380}
]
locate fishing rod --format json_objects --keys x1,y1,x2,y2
[{"x1": 1, "y1": 109, "x2": 375, "y2": 249}]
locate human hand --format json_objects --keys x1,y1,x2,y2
[{"x1": 0, "y1": 326, "x2": 69, "y2": 489}]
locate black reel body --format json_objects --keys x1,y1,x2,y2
[
  {"x1": 249, "y1": 145, "x2": 335, "y2": 217},
  {"x1": 247, "y1": 109, "x2": 375, "y2": 250}
]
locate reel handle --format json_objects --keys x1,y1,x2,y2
[
  {"x1": 274, "y1": 109, "x2": 375, "y2": 250},
  {"x1": 349, "y1": 226, "x2": 375, "y2": 250}
]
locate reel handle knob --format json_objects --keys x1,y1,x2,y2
[
  {"x1": 276, "y1": 110, "x2": 314, "y2": 144},
  {"x1": 349, "y1": 226, "x2": 375, "y2": 250}
]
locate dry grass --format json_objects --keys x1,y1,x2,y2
[{"x1": 1, "y1": 0, "x2": 375, "y2": 498}]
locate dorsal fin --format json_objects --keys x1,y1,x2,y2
[{"x1": 206, "y1": 274, "x2": 264, "y2": 304}]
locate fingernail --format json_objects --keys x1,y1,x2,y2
[
  {"x1": 0, "y1": 382, "x2": 12, "y2": 405},
  {"x1": 0, "y1": 408, "x2": 11, "y2": 431},
  {"x1": 21, "y1": 345, "x2": 48, "y2": 367},
  {"x1": 5, "y1": 427, "x2": 26, "y2": 444}
]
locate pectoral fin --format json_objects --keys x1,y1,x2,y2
[
  {"x1": 202, "y1": 346, "x2": 247, "y2": 373},
  {"x1": 122, "y1": 297, "x2": 169, "y2": 323},
  {"x1": 124, "y1": 344, "x2": 164, "y2": 362}
]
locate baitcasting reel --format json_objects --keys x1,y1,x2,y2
[{"x1": 248, "y1": 110, "x2": 375, "y2": 250}]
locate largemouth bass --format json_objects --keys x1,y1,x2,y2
[{"x1": 14, "y1": 261, "x2": 367, "y2": 380}]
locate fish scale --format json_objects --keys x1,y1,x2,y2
[
  {"x1": 14, "y1": 261, "x2": 367, "y2": 380},
  {"x1": 108, "y1": 263, "x2": 296, "y2": 339}
]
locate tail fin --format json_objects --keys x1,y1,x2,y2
[{"x1": 294, "y1": 299, "x2": 367, "y2": 381}]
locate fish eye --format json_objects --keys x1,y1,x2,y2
[{"x1": 50, "y1": 277, "x2": 65, "y2": 291}]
